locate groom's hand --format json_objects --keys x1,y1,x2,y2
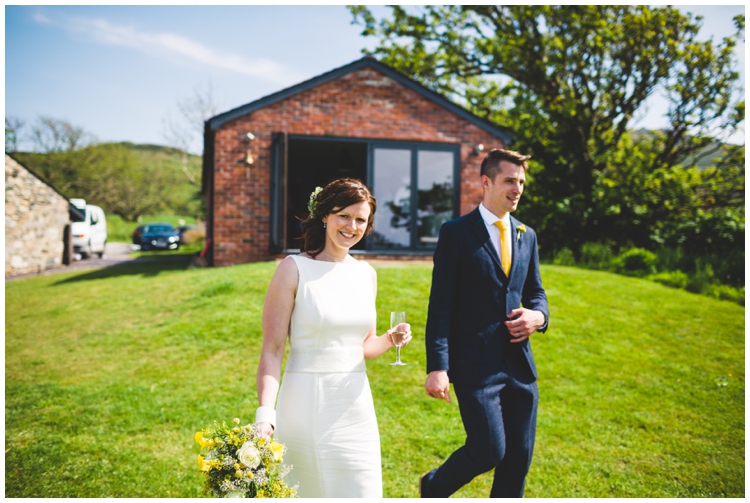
[
  {"x1": 425, "y1": 370, "x2": 451, "y2": 403},
  {"x1": 505, "y1": 308, "x2": 545, "y2": 343}
]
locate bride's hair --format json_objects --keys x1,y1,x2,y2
[{"x1": 299, "y1": 178, "x2": 377, "y2": 257}]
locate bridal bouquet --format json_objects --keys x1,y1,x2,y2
[{"x1": 195, "y1": 418, "x2": 297, "y2": 498}]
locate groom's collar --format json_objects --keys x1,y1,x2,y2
[{"x1": 478, "y1": 203, "x2": 510, "y2": 227}]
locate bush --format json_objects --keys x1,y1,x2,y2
[
  {"x1": 615, "y1": 247, "x2": 657, "y2": 277},
  {"x1": 654, "y1": 247, "x2": 744, "y2": 288},
  {"x1": 649, "y1": 270, "x2": 689, "y2": 289},
  {"x1": 552, "y1": 247, "x2": 576, "y2": 266},
  {"x1": 707, "y1": 284, "x2": 745, "y2": 304},
  {"x1": 181, "y1": 227, "x2": 206, "y2": 245},
  {"x1": 580, "y1": 242, "x2": 614, "y2": 270}
]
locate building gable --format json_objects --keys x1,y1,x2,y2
[{"x1": 206, "y1": 57, "x2": 513, "y2": 145}]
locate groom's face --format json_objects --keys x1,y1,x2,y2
[{"x1": 482, "y1": 160, "x2": 526, "y2": 216}]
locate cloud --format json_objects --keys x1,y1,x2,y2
[
  {"x1": 31, "y1": 12, "x2": 52, "y2": 24},
  {"x1": 35, "y1": 12, "x2": 305, "y2": 86}
]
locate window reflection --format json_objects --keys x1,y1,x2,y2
[
  {"x1": 372, "y1": 149, "x2": 411, "y2": 248},
  {"x1": 417, "y1": 151, "x2": 453, "y2": 246}
]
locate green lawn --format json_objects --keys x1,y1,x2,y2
[{"x1": 5, "y1": 261, "x2": 744, "y2": 497}]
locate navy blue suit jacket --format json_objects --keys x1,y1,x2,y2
[{"x1": 425, "y1": 207, "x2": 549, "y2": 385}]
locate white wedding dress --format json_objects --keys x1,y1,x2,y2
[{"x1": 275, "y1": 255, "x2": 382, "y2": 498}]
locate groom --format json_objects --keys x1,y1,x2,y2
[{"x1": 421, "y1": 148, "x2": 549, "y2": 498}]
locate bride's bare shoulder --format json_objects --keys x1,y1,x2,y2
[{"x1": 272, "y1": 255, "x2": 300, "y2": 284}]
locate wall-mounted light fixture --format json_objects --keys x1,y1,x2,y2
[
  {"x1": 473, "y1": 143, "x2": 485, "y2": 156},
  {"x1": 245, "y1": 132, "x2": 255, "y2": 164}
]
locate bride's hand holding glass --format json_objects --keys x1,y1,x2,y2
[
  {"x1": 388, "y1": 313, "x2": 412, "y2": 367},
  {"x1": 388, "y1": 323, "x2": 412, "y2": 347}
]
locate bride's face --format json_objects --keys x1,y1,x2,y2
[{"x1": 322, "y1": 201, "x2": 371, "y2": 252}]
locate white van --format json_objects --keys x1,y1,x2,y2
[{"x1": 70, "y1": 198, "x2": 108, "y2": 258}]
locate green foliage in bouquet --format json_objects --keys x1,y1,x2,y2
[{"x1": 195, "y1": 418, "x2": 297, "y2": 498}]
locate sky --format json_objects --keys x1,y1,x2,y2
[{"x1": 4, "y1": 4, "x2": 746, "y2": 153}]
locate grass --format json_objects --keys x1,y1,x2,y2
[{"x1": 5, "y1": 261, "x2": 744, "y2": 497}]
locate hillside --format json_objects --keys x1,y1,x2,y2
[{"x1": 10, "y1": 143, "x2": 203, "y2": 221}]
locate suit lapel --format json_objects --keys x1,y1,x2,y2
[
  {"x1": 509, "y1": 216, "x2": 528, "y2": 283},
  {"x1": 509, "y1": 216, "x2": 518, "y2": 282}
]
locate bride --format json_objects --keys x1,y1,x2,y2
[{"x1": 255, "y1": 178, "x2": 412, "y2": 498}]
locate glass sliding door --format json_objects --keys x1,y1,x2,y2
[
  {"x1": 270, "y1": 135, "x2": 458, "y2": 253},
  {"x1": 370, "y1": 143, "x2": 458, "y2": 251},
  {"x1": 371, "y1": 148, "x2": 412, "y2": 249},
  {"x1": 416, "y1": 150, "x2": 454, "y2": 248}
]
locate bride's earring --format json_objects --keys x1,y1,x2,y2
[{"x1": 323, "y1": 221, "x2": 327, "y2": 229}]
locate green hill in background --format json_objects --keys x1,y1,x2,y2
[{"x1": 11, "y1": 142, "x2": 203, "y2": 222}]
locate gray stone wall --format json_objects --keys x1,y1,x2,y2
[{"x1": 5, "y1": 155, "x2": 70, "y2": 276}]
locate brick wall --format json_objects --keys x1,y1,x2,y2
[
  {"x1": 5, "y1": 155, "x2": 70, "y2": 276},
  {"x1": 210, "y1": 67, "x2": 506, "y2": 266}
]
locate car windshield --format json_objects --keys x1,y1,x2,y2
[{"x1": 144, "y1": 225, "x2": 173, "y2": 233}]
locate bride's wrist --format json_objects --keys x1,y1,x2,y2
[{"x1": 255, "y1": 406, "x2": 276, "y2": 429}]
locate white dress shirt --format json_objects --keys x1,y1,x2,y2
[{"x1": 478, "y1": 203, "x2": 512, "y2": 265}]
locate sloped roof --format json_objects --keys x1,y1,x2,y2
[
  {"x1": 205, "y1": 56, "x2": 514, "y2": 145},
  {"x1": 6, "y1": 154, "x2": 86, "y2": 221}
]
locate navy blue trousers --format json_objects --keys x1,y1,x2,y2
[{"x1": 422, "y1": 375, "x2": 538, "y2": 498}]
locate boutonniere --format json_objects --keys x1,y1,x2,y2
[{"x1": 516, "y1": 224, "x2": 526, "y2": 242}]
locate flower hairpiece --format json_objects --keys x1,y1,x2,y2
[
  {"x1": 516, "y1": 224, "x2": 526, "y2": 242},
  {"x1": 307, "y1": 186, "x2": 323, "y2": 217}
]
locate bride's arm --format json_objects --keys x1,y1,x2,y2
[
  {"x1": 256, "y1": 257, "x2": 297, "y2": 435},
  {"x1": 363, "y1": 266, "x2": 411, "y2": 359}
]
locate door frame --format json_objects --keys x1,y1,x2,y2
[{"x1": 269, "y1": 134, "x2": 461, "y2": 254}]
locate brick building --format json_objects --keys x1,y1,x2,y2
[{"x1": 203, "y1": 57, "x2": 514, "y2": 266}]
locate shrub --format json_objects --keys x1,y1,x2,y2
[
  {"x1": 182, "y1": 227, "x2": 206, "y2": 245},
  {"x1": 649, "y1": 270, "x2": 689, "y2": 289},
  {"x1": 707, "y1": 285, "x2": 745, "y2": 305},
  {"x1": 580, "y1": 242, "x2": 614, "y2": 270},
  {"x1": 615, "y1": 248, "x2": 657, "y2": 277},
  {"x1": 552, "y1": 247, "x2": 576, "y2": 266}
]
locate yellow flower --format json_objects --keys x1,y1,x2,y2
[
  {"x1": 516, "y1": 224, "x2": 527, "y2": 242},
  {"x1": 270, "y1": 441, "x2": 285, "y2": 463},
  {"x1": 235, "y1": 469, "x2": 244, "y2": 478},
  {"x1": 233, "y1": 417, "x2": 241, "y2": 425},
  {"x1": 194, "y1": 432, "x2": 213, "y2": 449},
  {"x1": 197, "y1": 455, "x2": 211, "y2": 472}
]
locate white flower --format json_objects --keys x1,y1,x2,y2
[{"x1": 237, "y1": 441, "x2": 261, "y2": 469}]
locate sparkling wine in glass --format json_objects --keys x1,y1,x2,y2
[{"x1": 390, "y1": 311, "x2": 407, "y2": 366}]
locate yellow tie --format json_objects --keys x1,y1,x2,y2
[{"x1": 494, "y1": 220, "x2": 511, "y2": 276}]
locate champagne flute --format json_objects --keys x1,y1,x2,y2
[{"x1": 390, "y1": 311, "x2": 407, "y2": 366}]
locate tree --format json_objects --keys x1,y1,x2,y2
[
  {"x1": 30, "y1": 116, "x2": 93, "y2": 153},
  {"x1": 82, "y1": 142, "x2": 187, "y2": 222},
  {"x1": 163, "y1": 81, "x2": 220, "y2": 185},
  {"x1": 350, "y1": 5, "x2": 745, "y2": 254},
  {"x1": 13, "y1": 116, "x2": 203, "y2": 222},
  {"x1": 15, "y1": 117, "x2": 95, "y2": 194},
  {"x1": 5, "y1": 116, "x2": 25, "y2": 152}
]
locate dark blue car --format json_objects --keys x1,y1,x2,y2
[{"x1": 139, "y1": 223, "x2": 180, "y2": 251}]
